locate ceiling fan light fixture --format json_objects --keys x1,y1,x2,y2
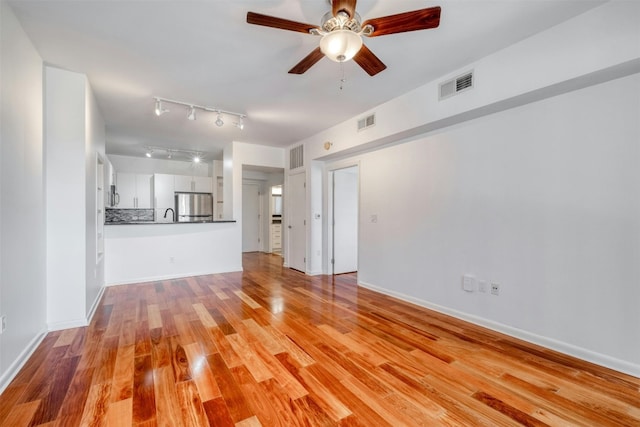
[{"x1": 320, "y1": 29, "x2": 362, "y2": 63}]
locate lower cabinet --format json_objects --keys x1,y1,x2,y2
[{"x1": 271, "y1": 223, "x2": 282, "y2": 251}]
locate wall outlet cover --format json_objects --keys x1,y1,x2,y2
[
  {"x1": 491, "y1": 283, "x2": 500, "y2": 296},
  {"x1": 478, "y1": 280, "x2": 487, "y2": 293}
]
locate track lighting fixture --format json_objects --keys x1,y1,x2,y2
[
  {"x1": 152, "y1": 96, "x2": 246, "y2": 129},
  {"x1": 154, "y1": 98, "x2": 168, "y2": 116},
  {"x1": 187, "y1": 106, "x2": 196, "y2": 121},
  {"x1": 145, "y1": 146, "x2": 207, "y2": 164}
]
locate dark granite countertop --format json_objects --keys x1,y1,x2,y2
[{"x1": 105, "y1": 220, "x2": 236, "y2": 225}]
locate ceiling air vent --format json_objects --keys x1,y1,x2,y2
[
  {"x1": 439, "y1": 71, "x2": 474, "y2": 100},
  {"x1": 357, "y1": 113, "x2": 376, "y2": 132},
  {"x1": 290, "y1": 145, "x2": 304, "y2": 170}
]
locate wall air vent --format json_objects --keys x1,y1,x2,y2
[
  {"x1": 357, "y1": 113, "x2": 376, "y2": 131},
  {"x1": 439, "y1": 71, "x2": 474, "y2": 100},
  {"x1": 290, "y1": 145, "x2": 304, "y2": 170}
]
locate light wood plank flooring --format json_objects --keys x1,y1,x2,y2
[{"x1": 0, "y1": 253, "x2": 638, "y2": 426}]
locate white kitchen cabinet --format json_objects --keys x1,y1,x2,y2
[
  {"x1": 116, "y1": 173, "x2": 153, "y2": 208},
  {"x1": 271, "y1": 223, "x2": 282, "y2": 252},
  {"x1": 193, "y1": 176, "x2": 212, "y2": 193},
  {"x1": 174, "y1": 175, "x2": 192, "y2": 192},
  {"x1": 174, "y1": 174, "x2": 212, "y2": 193},
  {"x1": 154, "y1": 173, "x2": 175, "y2": 222}
]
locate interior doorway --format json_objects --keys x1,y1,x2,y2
[{"x1": 331, "y1": 166, "x2": 359, "y2": 274}]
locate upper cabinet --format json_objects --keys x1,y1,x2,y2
[
  {"x1": 154, "y1": 173, "x2": 174, "y2": 211},
  {"x1": 175, "y1": 175, "x2": 212, "y2": 193},
  {"x1": 116, "y1": 173, "x2": 153, "y2": 208}
]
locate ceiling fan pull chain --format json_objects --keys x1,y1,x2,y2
[{"x1": 339, "y1": 62, "x2": 346, "y2": 90}]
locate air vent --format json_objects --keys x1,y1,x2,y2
[
  {"x1": 357, "y1": 113, "x2": 376, "y2": 131},
  {"x1": 290, "y1": 145, "x2": 303, "y2": 170},
  {"x1": 439, "y1": 71, "x2": 474, "y2": 100}
]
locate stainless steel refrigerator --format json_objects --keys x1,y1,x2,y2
[{"x1": 175, "y1": 192, "x2": 213, "y2": 222}]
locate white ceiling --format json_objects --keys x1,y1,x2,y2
[{"x1": 8, "y1": 0, "x2": 605, "y2": 161}]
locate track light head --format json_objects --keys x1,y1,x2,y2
[
  {"x1": 145, "y1": 149, "x2": 153, "y2": 158},
  {"x1": 215, "y1": 113, "x2": 224, "y2": 127},
  {"x1": 187, "y1": 106, "x2": 196, "y2": 121},
  {"x1": 234, "y1": 117, "x2": 244, "y2": 130},
  {"x1": 193, "y1": 154, "x2": 201, "y2": 163},
  {"x1": 154, "y1": 98, "x2": 168, "y2": 116}
]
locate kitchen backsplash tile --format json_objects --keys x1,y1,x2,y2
[{"x1": 105, "y1": 208, "x2": 154, "y2": 223}]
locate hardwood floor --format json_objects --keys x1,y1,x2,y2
[{"x1": 1, "y1": 253, "x2": 638, "y2": 426}]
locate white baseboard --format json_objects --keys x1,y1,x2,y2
[
  {"x1": 358, "y1": 280, "x2": 640, "y2": 379},
  {"x1": 48, "y1": 318, "x2": 88, "y2": 331},
  {"x1": 106, "y1": 267, "x2": 243, "y2": 286},
  {"x1": 0, "y1": 328, "x2": 48, "y2": 394},
  {"x1": 86, "y1": 285, "x2": 106, "y2": 325}
]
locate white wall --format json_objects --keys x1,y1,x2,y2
[
  {"x1": 45, "y1": 67, "x2": 88, "y2": 329},
  {"x1": 0, "y1": 1, "x2": 48, "y2": 390},
  {"x1": 108, "y1": 153, "x2": 211, "y2": 176},
  {"x1": 356, "y1": 73, "x2": 640, "y2": 376},
  {"x1": 45, "y1": 66, "x2": 107, "y2": 330}
]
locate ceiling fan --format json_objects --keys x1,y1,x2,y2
[{"x1": 246, "y1": 0, "x2": 441, "y2": 76}]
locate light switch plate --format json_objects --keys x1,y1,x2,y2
[{"x1": 462, "y1": 275, "x2": 475, "y2": 292}]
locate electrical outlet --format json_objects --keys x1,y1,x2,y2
[{"x1": 491, "y1": 283, "x2": 500, "y2": 296}]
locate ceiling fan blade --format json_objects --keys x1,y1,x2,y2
[
  {"x1": 247, "y1": 11, "x2": 318, "y2": 34},
  {"x1": 288, "y1": 47, "x2": 325, "y2": 74},
  {"x1": 332, "y1": 0, "x2": 357, "y2": 19},
  {"x1": 362, "y1": 6, "x2": 441, "y2": 37},
  {"x1": 353, "y1": 45, "x2": 386, "y2": 76}
]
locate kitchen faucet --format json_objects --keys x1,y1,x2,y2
[{"x1": 164, "y1": 208, "x2": 175, "y2": 222}]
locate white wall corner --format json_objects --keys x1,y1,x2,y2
[{"x1": 0, "y1": 328, "x2": 48, "y2": 394}]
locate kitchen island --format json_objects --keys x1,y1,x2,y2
[{"x1": 105, "y1": 220, "x2": 241, "y2": 285}]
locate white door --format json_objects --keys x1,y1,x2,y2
[
  {"x1": 332, "y1": 166, "x2": 358, "y2": 274},
  {"x1": 288, "y1": 173, "x2": 306, "y2": 272},
  {"x1": 242, "y1": 183, "x2": 260, "y2": 252}
]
